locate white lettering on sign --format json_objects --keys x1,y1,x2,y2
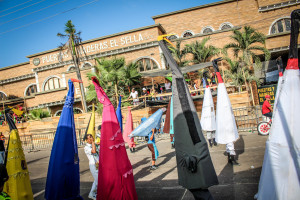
[{"x1": 38, "y1": 33, "x2": 153, "y2": 64}]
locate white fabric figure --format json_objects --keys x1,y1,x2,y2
[
  {"x1": 201, "y1": 87, "x2": 216, "y2": 131},
  {"x1": 257, "y1": 65, "x2": 300, "y2": 200},
  {"x1": 84, "y1": 143, "x2": 99, "y2": 199},
  {"x1": 215, "y1": 83, "x2": 239, "y2": 144}
]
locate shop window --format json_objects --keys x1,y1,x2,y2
[
  {"x1": 182, "y1": 30, "x2": 194, "y2": 38},
  {"x1": 44, "y1": 76, "x2": 61, "y2": 91},
  {"x1": 270, "y1": 18, "x2": 291, "y2": 34},
  {"x1": 0, "y1": 92, "x2": 7, "y2": 100},
  {"x1": 136, "y1": 57, "x2": 159, "y2": 72},
  {"x1": 220, "y1": 22, "x2": 233, "y2": 30},
  {"x1": 25, "y1": 84, "x2": 37, "y2": 96}
]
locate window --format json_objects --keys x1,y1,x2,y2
[
  {"x1": 136, "y1": 57, "x2": 159, "y2": 72},
  {"x1": 0, "y1": 92, "x2": 7, "y2": 100},
  {"x1": 270, "y1": 18, "x2": 291, "y2": 34},
  {"x1": 182, "y1": 30, "x2": 194, "y2": 38},
  {"x1": 25, "y1": 84, "x2": 37, "y2": 96},
  {"x1": 168, "y1": 35, "x2": 178, "y2": 40},
  {"x1": 201, "y1": 26, "x2": 214, "y2": 34},
  {"x1": 67, "y1": 65, "x2": 76, "y2": 71},
  {"x1": 44, "y1": 76, "x2": 61, "y2": 91},
  {"x1": 73, "y1": 107, "x2": 83, "y2": 114},
  {"x1": 219, "y1": 22, "x2": 233, "y2": 30},
  {"x1": 81, "y1": 62, "x2": 92, "y2": 69},
  {"x1": 87, "y1": 105, "x2": 98, "y2": 112},
  {"x1": 54, "y1": 110, "x2": 62, "y2": 116}
]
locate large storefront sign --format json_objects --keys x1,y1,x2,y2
[
  {"x1": 257, "y1": 84, "x2": 277, "y2": 105},
  {"x1": 39, "y1": 33, "x2": 154, "y2": 64}
]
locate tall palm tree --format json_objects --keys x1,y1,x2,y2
[
  {"x1": 57, "y1": 20, "x2": 88, "y2": 112},
  {"x1": 185, "y1": 37, "x2": 219, "y2": 64},
  {"x1": 121, "y1": 62, "x2": 141, "y2": 93},
  {"x1": 223, "y1": 26, "x2": 270, "y2": 68},
  {"x1": 168, "y1": 39, "x2": 189, "y2": 67}
]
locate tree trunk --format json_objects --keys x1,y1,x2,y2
[{"x1": 115, "y1": 83, "x2": 119, "y2": 105}]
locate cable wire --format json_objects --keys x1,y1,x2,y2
[{"x1": 0, "y1": 0, "x2": 35, "y2": 13}]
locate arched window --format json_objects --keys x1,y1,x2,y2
[
  {"x1": 81, "y1": 62, "x2": 92, "y2": 69},
  {"x1": 73, "y1": 107, "x2": 83, "y2": 114},
  {"x1": 182, "y1": 30, "x2": 194, "y2": 38},
  {"x1": 136, "y1": 57, "x2": 159, "y2": 72},
  {"x1": 54, "y1": 110, "x2": 62, "y2": 116},
  {"x1": 87, "y1": 105, "x2": 98, "y2": 112},
  {"x1": 201, "y1": 26, "x2": 214, "y2": 34},
  {"x1": 219, "y1": 22, "x2": 233, "y2": 30},
  {"x1": 0, "y1": 91, "x2": 7, "y2": 100},
  {"x1": 67, "y1": 65, "x2": 76, "y2": 71},
  {"x1": 43, "y1": 76, "x2": 61, "y2": 91},
  {"x1": 167, "y1": 35, "x2": 178, "y2": 40},
  {"x1": 270, "y1": 17, "x2": 291, "y2": 35},
  {"x1": 25, "y1": 84, "x2": 37, "y2": 96}
]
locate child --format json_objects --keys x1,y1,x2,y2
[{"x1": 147, "y1": 128, "x2": 159, "y2": 170}]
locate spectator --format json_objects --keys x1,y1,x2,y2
[
  {"x1": 141, "y1": 88, "x2": 148, "y2": 96},
  {"x1": 128, "y1": 88, "x2": 139, "y2": 105},
  {"x1": 147, "y1": 128, "x2": 159, "y2": 170},
  {"x1": 262, "y1": 95, "x2": 273, "y2": 118},
  {"x1": 164, "y1": 79, "x2": 172, "y2": 93},
  {"x1": 0, "y1": 133, "x2": 5, "y2": 164}
]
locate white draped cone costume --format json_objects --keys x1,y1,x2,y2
[
  {"x1": 257, "y1": 10, "x2": 300, "y2": 199},
  {"x1": 256, "y1": 59, "x2": 300, "y2": 200},
  {"x1": 272, "y1": 73, "x2": 283, "y2": 118},
  {"x1": 215, "y1": 82, "x2": 239, "y2": 144},
  {"x1": 201, "y1": 87, "x2": 216, "y2": 132}
]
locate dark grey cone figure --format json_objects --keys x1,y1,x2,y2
[{"x1": 158, "y1": 36, "x2": 218, "y2": 193}]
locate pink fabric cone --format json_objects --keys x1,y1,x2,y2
[
  {"x1": 92, "y1": 77, "x2": 138, "y2": 200},
  {"x1": 123, "y1": 107, "x2": 136, "y2": 148}
]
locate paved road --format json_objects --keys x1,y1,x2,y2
[{"x1": 26, "y1": 131, "x2": 267, "y2": 200}]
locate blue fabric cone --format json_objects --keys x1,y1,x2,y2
[
  {"x1": 45, "y1": 80, "x2": 82, "y2": 200},
  {"x1": 116, "y1": 95, "x2": 123, "y2": 133},
  {"x1": 130, "y1": 108, "x2": 165, "y2": 137}
]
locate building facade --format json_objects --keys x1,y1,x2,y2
[{"x1": 0, "y1": 0, "x2": 299, "y2": 116}]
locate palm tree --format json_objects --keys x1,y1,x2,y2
[
  {"x1": 57, "y1": 20, "x2": 88, "y2": 112},
  {"x1": 121, "y1": 62, "x2": 141, "y2": 93},
  {"x1": 185, "y1": 37, "x2": 219, "y2": 64},
  {"x1": 223, "y1": 26, "x2": 270, "y2": 68},
  {"x1": 167, "y1": 39, "x2": 189, "y2": 67}
]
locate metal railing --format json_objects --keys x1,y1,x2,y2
[{"x1": 233, "y1": 105, "x2": 263, "y2": 132}]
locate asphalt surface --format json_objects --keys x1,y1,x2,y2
[{"x1": 26, "y1": 131, "x2": 267, "y2": 200}]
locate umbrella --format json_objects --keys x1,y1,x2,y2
[
  {"x1": 256, "y1": 9, "x2": 300, "y2": 200},
  {"x1": 91, "y1": 77, "x2": 137, "y2": 200},
  {"x1": 130, "y1": 108, "x2": 166, "y2": 137},
  {"x1": 158, "y1": 36, "x2": 218, "y2": 189},
  {"x1": 116, "y1": 96, "x2": 123, "y2": 133},
  {"x1": 123, "y1": 107, "x2": 136, "y2": 148},
  {"x1": 3, "y1": 108, "x2": 34, "y2": 200},
  {"x1": 213, "y1": 58, "x2": 239, "y2": 144},
  {"x1": 45, "y1": 79, "x2": 82, "y2": 200}
]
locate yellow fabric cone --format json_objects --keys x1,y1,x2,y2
[
  {"x1": 4, "y1": 129, "x2": 33, "y2": 200},
  {"x1": 87, "y1": 104, "x2": 96, "y2": 139}
]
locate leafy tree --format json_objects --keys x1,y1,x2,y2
[
  {"x1": 167, "y1": 39, "x2": 189, "y2": 67},
  {"x1": 185, "y1": 37, "x2": 219, "y2": 64},
  {"x1": 29, "y1": 109, "x2": 50, "y2": 120},
  {"x1": 121, "y1": 62, "x2": 141, "y2": 93},
  {"x1": 223, "y1": 26, "x2": 270, "y2": 68}
]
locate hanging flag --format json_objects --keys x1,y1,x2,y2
[
  {"x1": 116, "y1": 96, "x2": 123, "y2": 133},
  {"x1": 44, "y1": 79, "x2": 82, "y2": 200},
  {"x1": 158, "y1": 36, "x2": 218, "y2": 189},
  {"x1": 130, "y1": 108, "x2": 166, "y2": 137},
  {"x1": 256, "y1": 9, "x2": 300, "y2": 200},
  {"x1": 123, "y1": 107, "x2": 136, "y2": 148},
  {"x1": 92, "y1": 77, "x2": 137, "y2": 200},
  {"x1": 3, "y1": 108, "x2": 34, "y2": 200}
]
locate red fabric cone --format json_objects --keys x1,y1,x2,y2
[
  {"x1": 92, "y1": 77, "x2": 138, "y2": 200},
  {"x1": 216, "y1": 72, "x2": 223, "y2": 83},
  {"x1": 123, "y1": 107, "x2": 136, "y2": 148}
]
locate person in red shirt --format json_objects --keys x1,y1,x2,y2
[{"x1": 262, "y1": 95, "x2": 273, "y2": 118}]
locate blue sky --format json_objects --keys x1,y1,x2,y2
[{"x1": 0, "y1": 0, "x2": 218, "y2": 68}]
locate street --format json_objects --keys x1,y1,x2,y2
[{"x1": 27, "y1": 131, "x2": 267, "y2": 200}]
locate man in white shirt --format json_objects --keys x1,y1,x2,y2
[
  {"x1": 128, "y1": 88, "x2": 139, "y2": 105},
  {"x1": 84, "y1": 134, "x2": 99, "y2": 200}
]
